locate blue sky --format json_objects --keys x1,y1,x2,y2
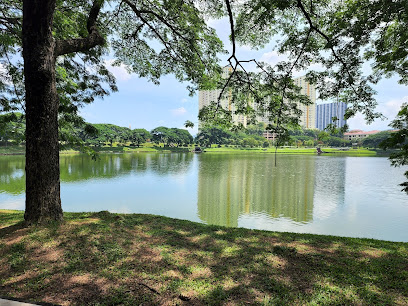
[{"x1": 80, "y1": 18, "x2": 407, "y2": 136}]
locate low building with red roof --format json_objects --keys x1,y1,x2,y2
[{"x1": 343, "y1": 130, "x2": 381, "y2": 141}]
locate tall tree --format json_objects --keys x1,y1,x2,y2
[
  {"x1": 1, "y1": 0, "x2": 223, "y2": 223},
  {"x1": 22, "y1": 0, "x2": 107, "y2": 222}
]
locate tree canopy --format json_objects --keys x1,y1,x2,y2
[{"x1": 380, "y1": 104, "x2": 408, "y2": 194}]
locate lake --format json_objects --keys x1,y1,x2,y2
[{"x1": 1, "y1": 153, "x2": 407, "y2": 242}]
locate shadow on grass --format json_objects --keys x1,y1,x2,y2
[
  {"x1": 0, "y1": 211, "x2": 407, "y2": 305},
  {"x1": 0, "y1": 222, "x2": 26, "y2": 239}
]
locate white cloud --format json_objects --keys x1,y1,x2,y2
[
  {"x1": 382, "y1": 96, "x2": 407, "y2": 119},
  {"x1": 0, "y1": 63, "x2": 12, "y2": 85},
  {"x1": 104, "y1": 59, "x2": 132, "y2": 81},
  {"x1": 171, "y1": 107, "x2": 187, "y2": 116},
  {"x1": 181, "y1": 98, "x2": 189, "y2": 103},
  {"x1": 348, "y1": 95, "x2": 408, "y2": 130},
  {"x1": 259, "y1": 51, "x2": 288, "y2": 66}
]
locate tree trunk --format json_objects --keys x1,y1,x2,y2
[{"x1": 22, "y1": 0, "x2": 63, "y2": 223}]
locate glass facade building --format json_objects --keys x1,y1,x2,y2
[{"x1": 316, "y1": 102, "x2": 347, "y2": 130}]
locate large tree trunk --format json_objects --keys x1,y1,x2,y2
[{"x1": 22, "y1": 0, "x2": 63, "y2": 223}]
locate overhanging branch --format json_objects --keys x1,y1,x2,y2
[{"x1": 54, "y1": 0, "x2": 105, "y2": 56}]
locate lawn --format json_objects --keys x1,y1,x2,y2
[
  {"x1": 1, "y1": 210, "x2": 407, "y2": 305},
  {"x1": 0, "y1": 143, "x2": 380, "y2": 156},
  {"x1": 204, "y1": 146, "x2": 377, "y2": 156}
]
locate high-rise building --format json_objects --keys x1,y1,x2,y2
[
  {"x1": 198, "y1": 66, "x2": 248, "y2": 128},
  {"x1": 198, "y1": 72, "x2": 317, "y2": 130},
  {"x1": 316, "y1": 102, "x2": 347, "y2": 130},
  {"x1": 293, "y1": 76, "x2": 316, "y2": 129}
]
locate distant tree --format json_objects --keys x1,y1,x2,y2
[
  {"x1": 327, "y1": 136, "x2": 343, "y2": 147},
  {"x1": 262, "y1": 140, "x2": 270, "y2": 148},
  {"x1": 242, "y1": 137, "x2": 258, "y2": 148},
  {"x1": 305, "y1": 139, "x2": 315, "y2": 147},
  {"x1": 171, "y1": 128, "x2": 193, "y2": 147},
  {"x1": 151, "y1": 126, "x2": 169, "y2": 146},
  {"x1": 318, "y1": 131, "x2": 330, "y2": 143},
  {"x1": 130, "y1": 129, "x2": 151, "y2": 147},
  {"x1": 246, "y1": 123, "x2": 266, "y2": 136},
  {"x1": 0, "y1": 113, "x2": 25, "y2": 144},
  {"x1": 362, "y1": 131, "x2": 392, "y2": 148},
  {"x1": 195, "y1": 126, "x2": 232, "y2": 147}
]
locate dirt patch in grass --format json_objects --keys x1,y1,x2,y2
[{"x1": 1, "y1": 210, "x2": 407, "y2": 305}]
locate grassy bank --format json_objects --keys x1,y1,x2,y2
[
  {"x1": 0, "y1": 145, "x2": 26, "y2": 155},
  {"x1": 0, "y1": 144, "x2": 379, "y2": 156},
  {"x1": 203, "y1": 146, "x2": 377, "y2": 156},
  {"x1": 1, "y1": 210, "x2": 407, "y2": 305}
]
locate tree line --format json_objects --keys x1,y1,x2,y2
[
  {"x1": 0, "y1": 114, "x2": 194, "y2": 148},
  {"x1": 1, "y1": 112, "x2": 399, "y2": 150}
]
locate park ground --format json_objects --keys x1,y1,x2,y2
[{"x1": 0, "y1": 210, "x2": 407, "y2": 305}]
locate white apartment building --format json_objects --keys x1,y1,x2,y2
[
  {"x1": 198, "y1": 66, "x2": 249, "y2": 128},
  {"x1": 199, "y1": 70, "x2": 316, "y2": 130},
  {"x1": 293, "y1": 76, "x2": 316, "y2": 129}
]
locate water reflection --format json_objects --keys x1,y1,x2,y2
[
  {"x1": 1, "y1": 153, "x2": 407, "y2": 241},
  {"x1": 312, "y1": 157, "x2": 346, "y2": 220},
  {"x1": 0, "y1": 156, "x2": 26, "y2": 195},
  {"x1": 197, "y1": 154, "x2": 316, "y2": 227},
  {"x1": 0, "y1": 153, "x2": 194, "y2": 194}
]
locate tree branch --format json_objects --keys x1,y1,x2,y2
[
  {"x1": 55, "y1": 0, "x2": 105, "y2": 56},
  {"x1": 297, "y1": 0, "x2": 364, "y2": 101},
  {"x1": 122, "y1": 0, "x2": 205, "y2": 65}
]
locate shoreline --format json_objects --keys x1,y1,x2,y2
[{"x1": 0, "y1": 146, "x2": 384, "y2": 156}]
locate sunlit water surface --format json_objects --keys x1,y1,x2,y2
[{"x1": 1, "y1": 153, "x2": 407, "y2": 242}]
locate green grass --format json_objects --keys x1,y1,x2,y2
[
  {"x1": 204, "y1": 146, "x2": 378, "y2": 156},
  {"x1": 1, "y1": 210, "x2": 407, "y2": 305},
  {"x1": 0, "y1": 145, "x2": 25, "y2": 155},
  {"x1": 0, "y1": 143, "x2": 380, "y2": 156}
]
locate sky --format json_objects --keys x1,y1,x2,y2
[{"x1": 80, "y1": 18, "x2": 408, "y2": 136}]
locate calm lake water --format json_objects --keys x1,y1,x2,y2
[{"x1": 1, "y1": 153, "x2": 407, "y2": 242}]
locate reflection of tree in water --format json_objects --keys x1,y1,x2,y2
[
  {"x1": 0, "y1": 155, "x2": 26, "y2": 195},
  {"x1": 0, "y1": 153, "x2": 194, "y2": 195},
  {"x1": 60, "y1": 154, "x2": 147, "y2": 182},
  {"x1": 60, "y1": 153, "x2": 193, "y2": 181},
  {"x1": 149, "y1": 153, "x2": 193, "y2": 175},
  {"x1": 197, "y1": 154, "x2": 316, "y2": 227}
]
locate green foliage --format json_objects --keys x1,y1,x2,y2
[
  {"x1": 111, "y1": 0, "x2": 224, "y2": 93},
  {"x1": 150, "y1": 126, "x2": 193, "y2": 147},
  {"x1": 195, "y1": 125, "x2": 270, "y2": 148},
  {"x1": 0, "y1": 112, "x2": 25, "y2": 144},
  {"x1": 195, "y1": 126, "x2": 233, "y2": 147},
  {"x1": 362, "y1": 131, "x2": 393, "y2": 148},
  {"x1": 380, "y1": 103, "x2": 408, "y2": 193},
  {"x1": 184, "y1": 120, "x2": 194, "y2": 129},
  {"x1": 130, "y1": 128, "x2": 151, "y2": 147},
  {"x1": 0, "y1": 0, "x2": 224, "y2": 152},
  {"x1": 318, "y1": 131, "x2": 330, "y2": 142}
]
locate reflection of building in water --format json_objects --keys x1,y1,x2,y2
[
  {"x1": 197, "y1": 155, "x2": 316, "y2": 227},
  {"x1": 312, "y1": 157, "x2": 346, "y2": 219}
]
